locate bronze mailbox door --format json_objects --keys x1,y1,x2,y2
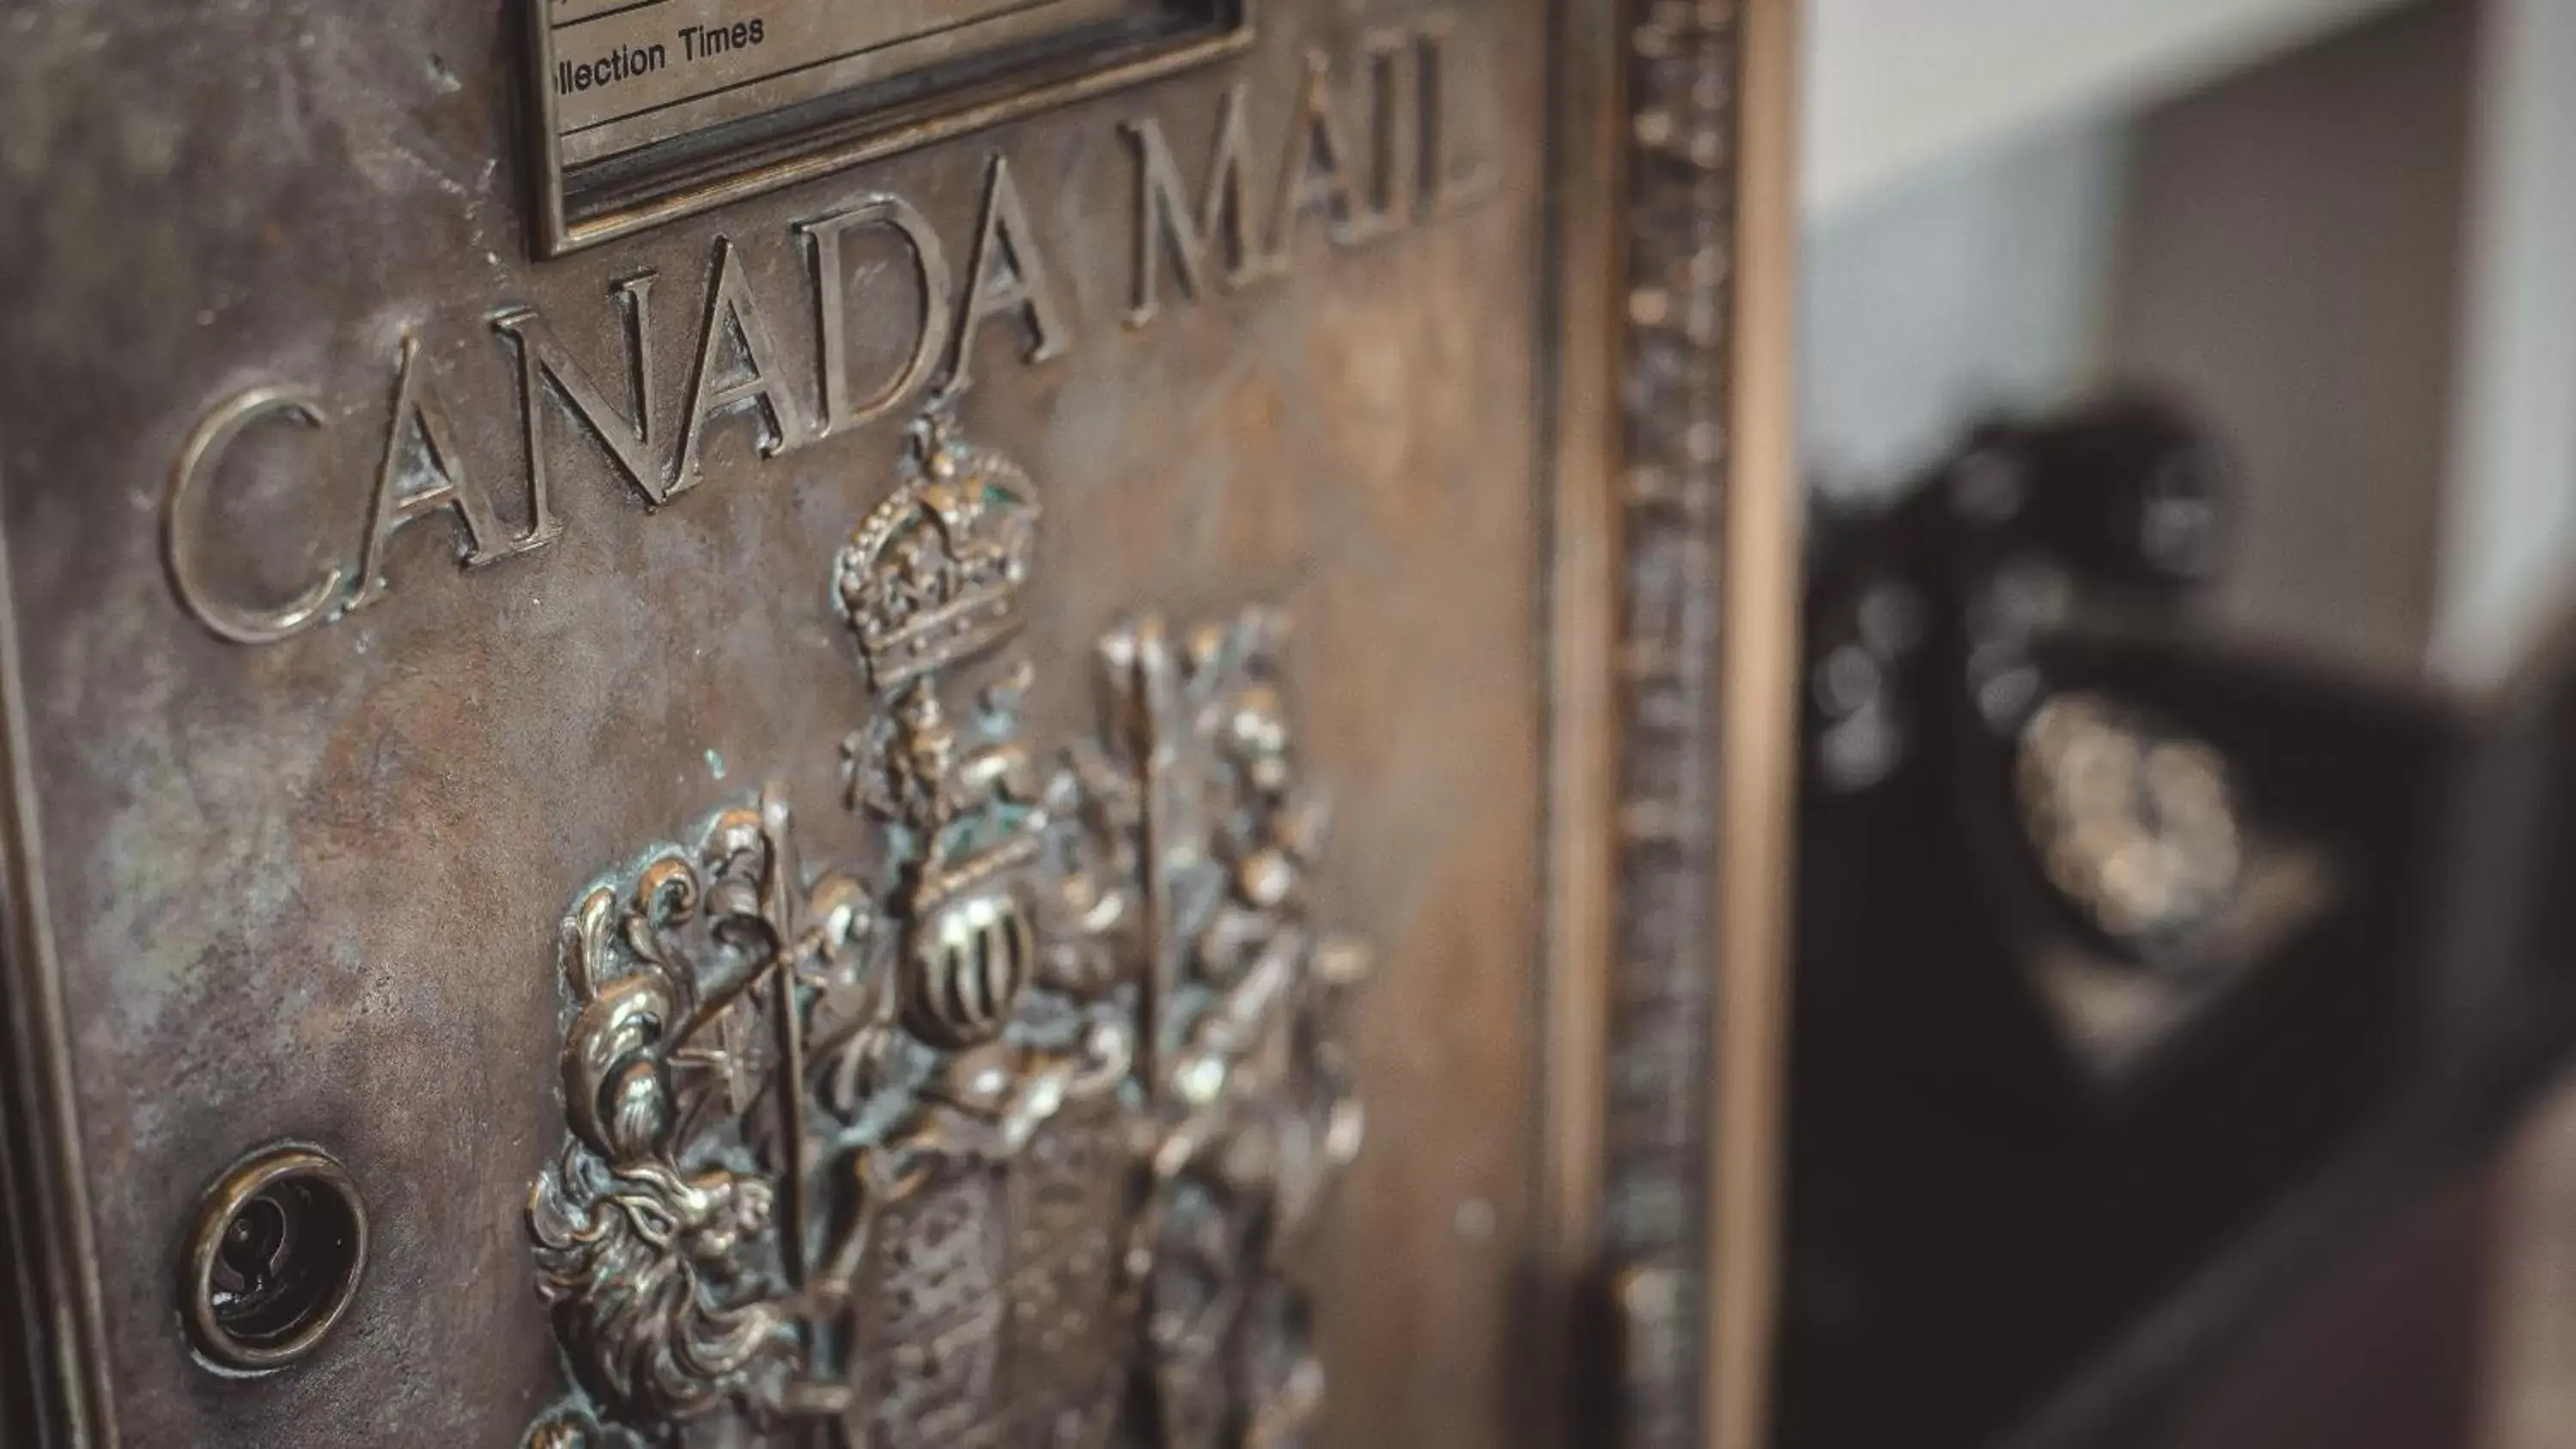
[{"x1": 0, "y1": 2, "x2": 1796, "y2": 1446}]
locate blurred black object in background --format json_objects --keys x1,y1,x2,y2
[{"x1": 1775, "y1": 395, "x2": 2576, "y2": 1448}]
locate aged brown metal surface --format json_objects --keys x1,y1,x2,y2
[
  {"x1": 0, "y1": 1, "x2": 1794, "y2": 1446},
  {"x1": 518, "y1": 402, "x2": 1370, "y2": 1446}
]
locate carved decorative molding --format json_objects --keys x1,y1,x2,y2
[
  {"x1": 1605, "y1": 1, "x2": 1743, "y2": 1444},
  {"x1": 523, "y1": 401, "x2": 1366, "y2": 1447}
]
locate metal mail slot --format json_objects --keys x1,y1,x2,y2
[{"x1": 532, "y1": 0, "x2": 1249, "y2": 252}]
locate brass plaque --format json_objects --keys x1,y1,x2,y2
[
  {"x1": 547, "y1": 0, "x2": 1176, "y2": 166},
  {"x1": 532, "y1": 0, "x2": 1249, "y2": 252}
]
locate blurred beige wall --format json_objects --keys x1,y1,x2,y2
[
  {"x1": 2476, "y1": 1073, "x2": 2576, "y2": 1449},
  {"x1": 2102, "y1": 0, "x2": 2475, "y2": 683}
]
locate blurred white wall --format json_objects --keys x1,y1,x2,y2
[
  {"x1": 1802, "y1": 0, "x2": 2412, "y2": 221},
  {"x1": 1799, "y1": 118, "x2": 2123, "y2": 501},
  {"x1": 2432, "y1": 0, "x2": 2576, "y2": 693}
]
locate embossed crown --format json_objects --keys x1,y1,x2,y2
[{"x1": 834, "y1": 406, "x2": 1041, "y2": 692}]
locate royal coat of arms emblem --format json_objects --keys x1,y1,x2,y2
[{"x1": 521, "y1": 400, "x2": 1367, "y2": 1448}]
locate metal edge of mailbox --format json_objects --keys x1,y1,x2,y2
[
  {"x1": 1715, "y1": 4, "x2": 1801, "y2": 1445},
  {"x1": 0, "y1": 465, "x2": 118, "y2": 1449},
  {"x1": 1547, "y1": 0, "x2": 1799, "y2": 1441}
]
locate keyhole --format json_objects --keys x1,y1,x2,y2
[
  {"x1": 184, "y1": 1144, "x2": 368, "y2": 1374},
  {"x1": 212, "y1": 1196, "x2": 289, "y2": 1305}
]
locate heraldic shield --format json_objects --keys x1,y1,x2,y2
[{"x1": 520, "y1": 398, "x2": 1369, "y2": 1448}]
